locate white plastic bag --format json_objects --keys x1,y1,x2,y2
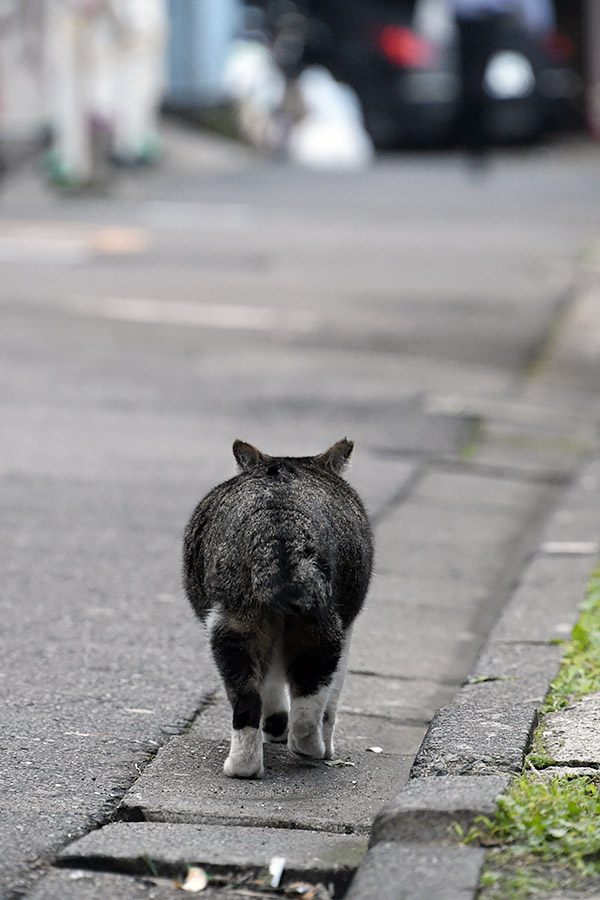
[{"x1": 288, "y1": 66, "x2": 374, "y2": 170}]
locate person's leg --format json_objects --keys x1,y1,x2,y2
[
  {"x1": 456, "y1": 15, "x2": 497, "y2": 155},
  {"x1": 46, "y1": 2, "x2": 94, "y2": 184},
  {"x1": 111, "y1": 0, "x2": 168, "y2": 164}
]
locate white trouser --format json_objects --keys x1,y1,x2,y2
[{"x1": 46, "y1": 0, "x2": 168, "y2": 179}]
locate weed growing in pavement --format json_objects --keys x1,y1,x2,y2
[
  {"x1": 458, "y1": 566, "x2": 600, "y2": 900},
  {"x1": 539, "y1": 566, "x2": 600, "y2": 715},
  {"x1": 468, "y1": 772, "x2": 600, "y2": 862},
  {"x1": 469, "y1": 771, "x2": 600, "y2": 899},
  {"x1": 479, "y1": 863, "x2": 557, "y2": 899}
]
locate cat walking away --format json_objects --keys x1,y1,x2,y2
[{"x1": 183, "y1": 438, "x2": 373, "y2": 778}]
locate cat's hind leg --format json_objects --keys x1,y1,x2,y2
[
  {"x1": 285, "y1": 618, "x2": 342, "y2": 761},
  {"x1": 261, "y1": 636, "x2": 289, "y2": 743},
  {"x1": 210, "y1": 618, "x2": 265, "y2": 778},
  {"x1": 322, "y1": 625, "x2": 353, "y2": 759}
]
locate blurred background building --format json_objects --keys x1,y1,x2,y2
[
  {"x1": 0, "y1": 0, "x2": 598, "y2": 167},
  {"x1": 164, "y1": 0, "x2": 599, "y2": 147},
  {"x1": 162, "y1": 0, "x2": 597, "y2": 146}
]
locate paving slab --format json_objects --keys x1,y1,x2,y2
[
  {"x1": 340, "y1": 672, "x2": 455, "y2": 726},
  {"x1": 470, "y1": 640, "x2": 564, "y2": 691},
  {"x1": 119, "y1": 734, "x2": 418, "y2": 834},
  {"x1": 540, "y1": 692, "x2": 600, "y2": 768},
  {"x1": 522, "y1": 895, "x2": 600, "y2": 900},
  {"x1": 489, "y1": 552, "x2": 596, "y2": 644},
  {"x1": 57, "y1": 821, "x2": 366, "y2": 884},
  {"x1": 541, "y1": 458, "x2": 600, "y2": 544},
  {"x1": 411, "y1": 466, "x2": 559, "y2": 514},
  {"x1": 355, "y1": 410, "x2": 478, "y2": 461},
  {"x1": 375, "y1": 505, "x2": 539, "y2": 581},
  {"x1": 524, "y1": 282, "x2": 600, "y2": 410},
  {"x1": 411, "y1": 643, "x2": 563, "y2": 777},
  {"x1": 26, "y1": 868, "x2": 281, "y2": 900},
  {"x1": 350, "y1": 574, "x2": 489, "y2": 684},
  {"x1": 356, "y1": 469, "x2": 552, "y2": 689},
  {"x1": 355, "y1": 576, "x2": 506, "y2": 672},
  {"x1": 426, "y1": 393, "x2": 597, "y2": 445},
  {"x1": 346, "y1": 454, "x2": 418, "y2": 520},
  {"x1": 174, "y1": 690, "x2": 427, "y2": 755},
  {"x1": 372, "y1": 530, "x2": 526, "y2": 589},
  {"x1": 470, "y1": 419, "x2": 592, "y2": 479},
  {"x1": 369, "y1": 775, "x2": 511, "y2": 845},
  {"x1": 373, "y1": 472, "x2": 549, "y2": 587},
  {"x1": 344, "y1": 842, "x2": 486, "y2": 900}
]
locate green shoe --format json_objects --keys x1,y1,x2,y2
[
  {"x1": 44, "y1": 149, "x2": 89, "y2": 192},
  {"x1": 111, "y1": 131, "x2": 162, "y2": 168}
]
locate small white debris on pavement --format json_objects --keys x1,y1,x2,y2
[{"x1": 269, "y1": 856, "x2": 286, "y2": 888}]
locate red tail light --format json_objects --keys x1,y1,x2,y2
[
  {"x1": 544, "y1": 31, "x2": 575, "y2": 63},
  {"x1": 378, "y1": 25, "x2": 435, "y2": 68}
]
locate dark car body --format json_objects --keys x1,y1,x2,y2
[{"x1": 302, "y1": 0, "x2": 578, "y2": 146}]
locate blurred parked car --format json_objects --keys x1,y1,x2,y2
[{"x1": 296, "y1": 0, "x2": 579, "y2": 146}]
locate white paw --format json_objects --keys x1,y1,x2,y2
[
  {"x1": 288, "y1": 728, "x2": 326, "y2": 760},
  {"x1": 322, "y1": 718, "x2": 335, "y2": 759},
  {"x1": 223, "y1": 727, "x2": 264, "y2": 778},
  {"x1": 223, "y1": 753, "x2": 264, "y2": 778}
]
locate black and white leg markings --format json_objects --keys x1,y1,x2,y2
[
  {"x1": 210, "y1": 620, "x2": 264, "y2": 778},
  {"x1": 210, "y1": 617, "x2": 352, "y2": 775},
  {"x1": 285, "y1": 623, "x2": 344, "y2": 761}
]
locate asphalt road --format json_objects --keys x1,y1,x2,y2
[{"x1": 1, "y1": 130, "x2": 600, "y2": 898}]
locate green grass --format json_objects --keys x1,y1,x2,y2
[
  {"x1": 479, "y1": 867, "x2": 556, "y2": 899},
  {"x1": 460, "y1": 417, "x2": 485, "y2": 461},
  {"x1": 472, "y1": 773, "x2": 600, "y2": 867},
  {"x1": 472, "y1": 771, "x2": 600, "y2": 900},
  {"x1": 540, "y1": 566, "x2": 600, "y2": 714},
  {"x1": 461, "y1": 566, "x2": 600, "y2": 899}
]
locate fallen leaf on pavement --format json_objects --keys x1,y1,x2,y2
[
  {"x1": 177, "y1": 867, "x2": 209, "y2": 892},
  {"x1": 323, "y1": 758, "x2": 355, "y2": 767},
  {"x1": 286, "y1": 882, "x2": 332, "y2": 899}
]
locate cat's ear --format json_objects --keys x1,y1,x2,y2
[
  {"x1": 315, "y1": 438, "x2": 354, "y2": 475},
  {"x1": 233, "y1": 440, "x2": 265, "y2": 472}
]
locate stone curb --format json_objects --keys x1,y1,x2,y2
[
  {"x1": 346, "y1": 842, "x2": 487, "y2": 900},
  {"x1": 367, "y1": 775, "x2": 511, "y2": 845},
  {"x1": 409, "y1": 642, "x2": 562, "y2": 778},
  {"x1": 541, "y1": 691, "x2": 600, "y2": 768},
  {"x1": 350, "y1": 457, "x2": 600, "y2": 900}
]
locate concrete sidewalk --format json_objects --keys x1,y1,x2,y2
[
  {"x1": 31, "y1": 239, "x2": 600, "y2": 897},
  {"x1": 38, "y1": 456, "x2": 600, "y2": 900},
  {"x1": 2, "y1": 127, "x2": 600, "y2": 900}
]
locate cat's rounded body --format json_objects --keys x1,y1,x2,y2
[{"x1": 183, "y1": 439, "x2": 373, "y2": 778}]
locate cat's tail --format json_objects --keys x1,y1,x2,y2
[{"x1": 250, "y1": 523, "x2": 334, "y2": 617}]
